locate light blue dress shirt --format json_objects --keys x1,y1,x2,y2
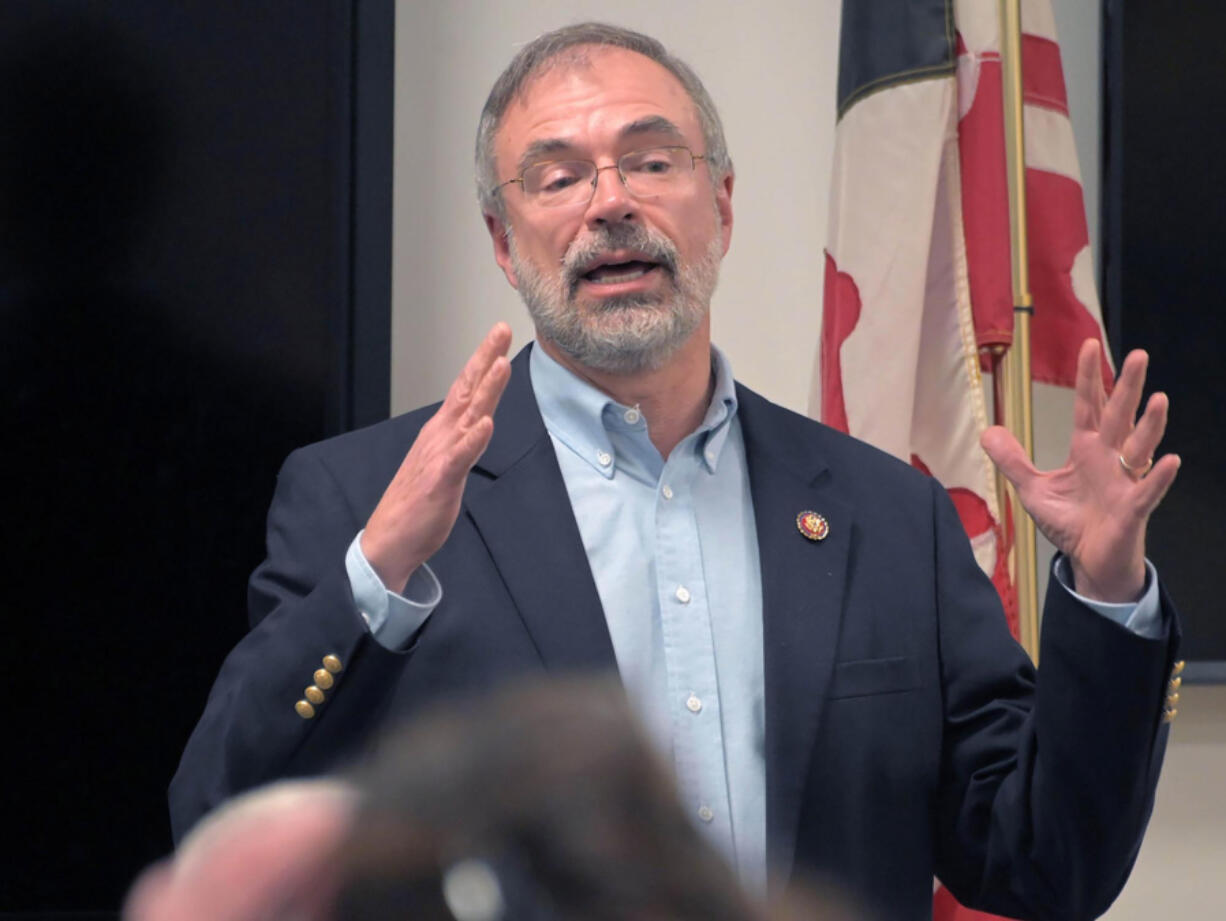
[
  {"x1": 344, "y1": 341, "x2": 1163, "y2": 893},
  {"x1": 527, "y1": 343, "x2": 767, "y2": 891}
]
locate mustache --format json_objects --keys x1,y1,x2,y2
[{"x1": 561, "y1": 224, "x2": 679, "y2": 296}]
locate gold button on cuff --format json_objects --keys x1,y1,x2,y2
[
  {"x1": 322, "y1": 654, "x2": 343, "y2": 674},
  {"x1": 1166, "y1": 692, "x2": 1180, "y2": 708},
  {"x1": 1163, "y1": 707, "x2": 1178, "y2": 724},
  {"x1": 295, "y1": 700, "x2": 316, "y2": 720},
  {"x1": 305, "y1": 685, "x2": 325, "y2": 705},
  {"x1": 1172, "y1": 660, "x2": 1186, "y2": 677},
  {"x1": 314, "y1": 669, "x2": 335, "y2": 690},
  {"x1": 1169, "y1": 676, "x2": 1183, "y2": 693}
]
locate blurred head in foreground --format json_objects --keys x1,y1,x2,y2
[
  {"x1": 126, "y1": 679, "x2": 861, "y2": 921},
  {"x1": 329, "y1": 677, "x2": 766, "y2": 921},
  {"x1": 122, "y1": 779, "x2": 356, "y2": 921}
]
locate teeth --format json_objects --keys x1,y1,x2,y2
[{"x1": 588, "y1": 264, "x2": 650, "y2": 284}]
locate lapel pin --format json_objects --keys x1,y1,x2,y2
[{"x1": 796, "y1": 510, "x2": 829, "y2": 541}]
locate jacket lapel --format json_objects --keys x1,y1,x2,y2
[
  {"x1": 737, "y1": 386, "x2": 854, "y2": 880},
  {"x1": 463, "y1": 346, "x2": 618, "y2": 673}
]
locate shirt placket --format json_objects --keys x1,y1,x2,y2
[{"x1": 654, "y1": 437, "x2": 734, "y2": 853}]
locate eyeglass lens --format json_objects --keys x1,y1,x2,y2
[{"x1": 522, "y1": 147, "x2": 695, "y2": 208}]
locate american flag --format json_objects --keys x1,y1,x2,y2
[{"x1": 813, "y1": 0, "x2": 1110, "y2": 918}]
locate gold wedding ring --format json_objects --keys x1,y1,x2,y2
[{"x1": 1118, "y1": 453, "x2": 1154, "y2": 480}]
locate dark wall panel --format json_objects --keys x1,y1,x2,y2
[
  {"x1": 1, "y1": 1, "x2": 391, "y2": 910},
  {"x1": 1102, "y1": 1, "x2": 1226, "y2": 668}
]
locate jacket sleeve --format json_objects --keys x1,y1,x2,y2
[
  {"x1": 930, "y1": 479, "x2": 1180, "y2": 920},
  {"x1": 168, "y1": 446, "x2": 409, "y2": 842}
]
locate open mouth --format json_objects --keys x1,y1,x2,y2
[{"x1": 581, "y1": 260, "x2": 661, "y2": 285}]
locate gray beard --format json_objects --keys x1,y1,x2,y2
[{"x1": 509, "y1": 221, "x2": 723, "y2": 375}]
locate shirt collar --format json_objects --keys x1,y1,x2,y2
[{"x1": 529, "y1": 341, "x2": 739, "y2": 478}]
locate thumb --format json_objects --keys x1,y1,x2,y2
[{"x1": 981, "y1": 425, "x2": 1036, "y2": 489}]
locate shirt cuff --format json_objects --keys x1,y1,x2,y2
[
  {"x1": 1052, "y1": 555, "x2": 1164, "y2": 640},
  {"x1": 345, "y1": 530, "x2": 442, "y2": 650}
]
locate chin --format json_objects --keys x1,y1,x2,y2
[
  {"x1": 575, "y1": 342, "x2": 676, "y2": 375},
  {"x1": 513, "y1": 241, "x2": 712, "y2": 375},
  {"x1": 553, "y1": 305, "x2": 703, "y2": 375}
]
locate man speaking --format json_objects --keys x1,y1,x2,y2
[{"x1": 172, "y1": 23, "x2": 1181, "y2": 920}]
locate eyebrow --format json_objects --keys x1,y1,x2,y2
[
  {"x1": 516, "y1": 138, "x2": 574, "y2": 176},
  {"x1": 515, "y1": 116, "x2": 689, "y2": 175},
  {"x1": 619, "y1": 115, "x2": 687, "y2": 143}
]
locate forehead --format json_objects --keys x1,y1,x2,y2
[{"x1": 494, "y1": 46, "x2": 702, "y2": 169}]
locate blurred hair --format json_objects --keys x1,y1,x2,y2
[
  {"x1": 475, "y1": 22, "x2": 733, "y2": 221},
  {"x1": 329, "y1": 677, "x2": 763, "y2": 921}
]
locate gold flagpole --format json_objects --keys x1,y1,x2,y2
[{"x1": 996, "y1": 0, "x2": 1040, "y2": 662}]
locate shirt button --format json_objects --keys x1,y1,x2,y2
[
  {"x1": 686, "y1": 694, "x2": 702, "y2": 713},
  {"x1": 705, "y1": 448, "x2": 716, "y2": 463},
  {"x1": 624, "y1": 407, "x2": 640, "y2": 424},
  {"x1": 596, "y1": 450, "x2": 612, "y2": 467},
  {"x1": 661, "y1": 485, "x2": 674, "y2": 500},
  {"x1": 698, "y1": 805, "x2": 714, "y2": 823},
  {"x1": 675, "y1": 585, "x2": 691, "y2": 604}
]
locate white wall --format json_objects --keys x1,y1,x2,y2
[
  {"x1": 391, "y1": 2, "x2": 1225, "y2": 914},
  {"x1": 1104, "y1": 685, "x2": 1226, "y2": 919}
]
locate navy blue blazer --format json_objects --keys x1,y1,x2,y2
[{"x1": 171, "y1": 345, "x2": 1179, "y2": 920}]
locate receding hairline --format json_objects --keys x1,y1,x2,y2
[
  {"x1": 494, "y1": 45, "x2": 707, "y2": 168},
  {"x1": 509, "y1": 41, "x2": 689, "y2": 104}
]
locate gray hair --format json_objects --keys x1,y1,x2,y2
[{"x1": 475, "y1": 22, "x2": 733, "y2": 220}]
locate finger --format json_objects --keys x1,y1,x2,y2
[
  {"x1": 1073, "y1": 339, "x2": 1107, "y2": 432},
  {"x1": 1120, "y1": 391, "x2": 1169, "y2": 468},
  {"x1": 463, "y1": 354, "x2": 511, "y2": 426},
  {"x1": 458, "y1": 322, "x2": 511, "y2": 397},
  {"x1": 446, "y1": 322, "x2": 513, "y2": 411},
  {"x1": 981, "y1": 425, "x2": 1039, "y2": 488},
  {"x1": 1132, "y1": 453, "x2": 1181, "y2": 517},
  {"x1": 447, "y1": 414, "x2": 495, "y2": 474},
  {"x1": 486, "y1": 320, "x2": 513, "y2": 355},
  {"x1": 1099, "y1": 349, "x2": 1149, "y2": 446}
]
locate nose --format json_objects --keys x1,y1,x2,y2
[{"x1": 583, "y1": 162, "x2": 637, "y2": 228}]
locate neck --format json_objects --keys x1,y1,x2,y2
[{"x1": 538, "y1": 318, "x2": 714, "y2": 458}]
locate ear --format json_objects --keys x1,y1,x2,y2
[
  {"x1": 484, "y1": 212, "x2": 520, "y2": 289},
  {"x1": 715, "y1": 171, "x2": 734, "y2": 256}
]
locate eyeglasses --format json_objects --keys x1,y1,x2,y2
[{"x1": 496, "y1": 145, "x2": 708, "y2": 209}]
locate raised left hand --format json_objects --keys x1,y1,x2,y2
[{"x1": 981, "y1": 339, "x2": 1180, "y2": 603}]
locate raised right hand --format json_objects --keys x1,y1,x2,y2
[{"x1": 361, "y1": 323, "x2": 512, "y2": 592}]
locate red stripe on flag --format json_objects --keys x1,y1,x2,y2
[
  {"x1": 1021, "y1": 34, "x2": 1068, "y2": 115},
  {"x1": 911, "y1": 455, "x2": 1019, "y2": 639},
  {"x1": 1024, "y1": 169, "x2": 1112, "y2": 389},
  {"x1": 934, "y1": 883, "x2": 1022, "y2": 921},
  {"x1": 911, "y1": 455, "x2": 994, "y2": 538},
  {"x1": 957, "y1": 50, "x2": 1014, "y2": 357},
  {"x1": 820, "y1": 251, "x2": 862, "y2": 435}
]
